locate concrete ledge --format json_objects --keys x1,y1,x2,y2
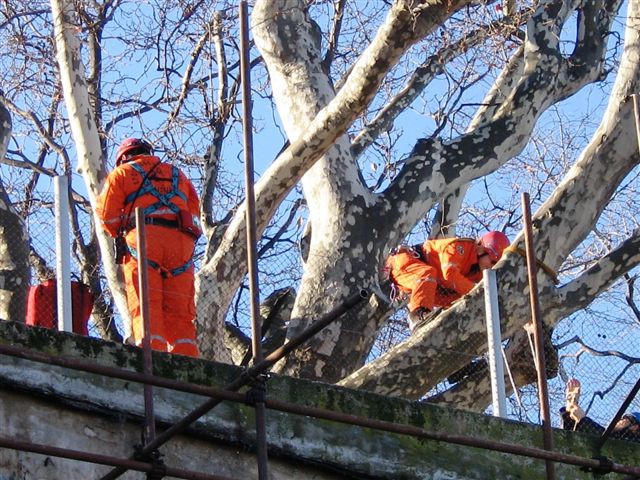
[{"x1": 0, "y1": 320, "x2": 637, "y2": 479}]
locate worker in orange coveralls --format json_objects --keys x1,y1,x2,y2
[
  {"x1": 386, "y1": 231, "x2": 510, "y2": 332},
  {"x1": 97, "y1": 138, "x2": 202, "y2": 357}
]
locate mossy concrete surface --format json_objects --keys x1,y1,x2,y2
[{"x1": 0, "y1": 320, "x2": 638, "y2": 479}]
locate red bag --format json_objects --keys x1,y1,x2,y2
[{"x1": 26, "y1": 279, "x2": 94, "y2": 336}]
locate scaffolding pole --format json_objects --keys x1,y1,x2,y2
[
  {"x1": 483, "y1": 269, "x2": 506, "y2": 417},
  {"x1": 239, "y1": 1, "x2": 269, "y2": 478},
  {"x1": 135, "y1": 208, "x2": 157, "y2": 448},
  {"x1": 522, "y1": 192, "x2": 555, "y2": 480},
  {"x1": 99, "y1": 290, "x2": 367, "y2": 480},
  {"x1": 0, "y1": 435, "x2": 233, "y2": 480}
]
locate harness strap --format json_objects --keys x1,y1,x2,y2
[
  {"x1": 127, "y1": 245, "x2": 193, "y2": 278},
  {"x1": 124, "y1": 163, "x2": 187, "y2": 217},
  {"x1": 389, "y1": 244, "x2": 422, "y2": 258}
]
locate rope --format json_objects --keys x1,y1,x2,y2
[
  {"x1": 504, "y1": 246, "x2": 559, "y2": 285},
  {"x1": 501, "y1": 346, "x2": 523, "y2": 409}
]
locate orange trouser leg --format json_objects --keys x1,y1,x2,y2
[
  {"x1": 163, "y1": 267, "x2": 199, "y2": 357},
  {"x1": 434, "y1": 291, "x2": 458, "y2": 309},
  {"x1": 146, "y1": 227, "x2": 199, "y2": 358},
  {"x1": 123, "y1": 256, "x2": 169, "y2": 352},
  {"x1": 386, "y1": 252, "x2": 438, "y2": 312},
  {"x1": 124, "y1": 227, "x2": 198, "y2": 357}
]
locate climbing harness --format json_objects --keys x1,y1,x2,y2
[
  {"x1": 386, "y1": 244, "x2": 424, "y2": 303},
  {"x1": 125, "y1": 162, "x2": 186, "y2": 217},
  {"x1": 119, "y1": 161, "x2": 195, "y2": 277},
  {"x1": 127, "y1": 245, "x2": 193, "y2": 278},
  {"x1": 389, "y1": 244, "x2": 423, "y2": 259}
]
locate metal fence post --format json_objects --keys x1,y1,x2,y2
[
  {"x1": 483, "y1": 269, "x2": 506, "y2": 417},
  {"x1": 54, "y1": 175, "x2": 72, "y2": 332}
]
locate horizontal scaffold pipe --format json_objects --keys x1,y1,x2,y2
[
  {"x1": 0, "y1": 435, "x2": 234, "y2": 480},
  {"x1": 1, "y1": 339, "x2": 639, "y2": 477}
]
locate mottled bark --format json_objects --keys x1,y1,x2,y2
[
  {"x1": 340, "y1": 0, "x2": 638, "y2": 401},
  {"x1": 50, "y1": 0, "x2": 132, "y2": 338},
  {"x1": 0, "y1": 101, "x2": 30, "y2": 322},
  {"x1": 195, "y1": 0, "x2": 471, "y2": 363},
  {"x1": 244, "y1": 0, "x2": 622, "y2": 386},
  {"x1": 250, "y1": 0, "x2": 480, "y2": 381},
  {"x1": 431, "y1": 46, "x2": 526, "y2": 239},
  {"x1": 350, "y1": 14, "x2": 528, "y2": 159},
  {"x1": 428, "y1": 326, "x2": 558, "y2": 410}
]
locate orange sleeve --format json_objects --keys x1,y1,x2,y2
[
  {"x1": 439, "y1": 241, "x2": 476, "y2": 296},
  {"x1": 96, "y1": 168, "x2": 129, "y2": 237},
  {"x1": 181, "y1": 172, "x2": 200, "y2": 217}
]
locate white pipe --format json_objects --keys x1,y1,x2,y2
[
  {"x1": 483, "y1": 269, "x2": 507, "y2": 417},
  {"x1": 54, "y1": 175, "x2": 72, "y2": 333}
]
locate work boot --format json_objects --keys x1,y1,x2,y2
[
  {"x1": 447, "y1": 358, "x2": 488, "y2": 384},
  {"x1": 408, "y1": 307, "x2": 440, "y2": 332}
]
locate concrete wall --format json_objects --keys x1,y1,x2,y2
[{"x1": 0, "y1": 321, "x2": 638, "y2": 479}]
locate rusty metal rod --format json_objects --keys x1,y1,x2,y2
[
  {"x1": 597, "y1": 363, "x2": 640, "y2": 449},
  {"x1": 522, "y1": 192, "x2": 556, "y2": 480},
  {"x1": 0, "y1": 435, "x2": 235, "y2": 480},
  {"x1": 2, "y1": 339, "x2": 640, "y2": 477},
  {"x1": 601, "y1": 377, "x2": 640, "y2": 447},
  {"x1": 263, "y1": 398, "x2": 640, "y2": 477},
  {"x1": 239, "y1": 0, "x2": 261, "y2": 367},
  {"x1": 99, "y1": 289, "x2": 368, "y2": 480},
  {"x1": 135, "y1": 207, "x2": 156, "y2": 446},
  {"x1": 239, "y1": 1, "x2": 269, "y2": 478}
]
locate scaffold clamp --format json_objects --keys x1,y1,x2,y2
[
  {"x1": 134, "y1": 444, "x2": 166, "y2": 479},
  {"x1": 244, "y1": 372, "x2": 269, "y2": 406},
  {"x1": 581, "y1": 455, "x2": 613, "y2": 475}
]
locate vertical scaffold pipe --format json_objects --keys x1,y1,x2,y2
[
  {"x1": 483, "y1": 269, "x2": 506, "y2": 417},
  {"x1": 522, "y1": 192, "x2": 555, "y2": 480},
  {"x1": 135, "y1": 207, "x2": 156, "y2": 445},
  {"x1": 54, "y1": 175, "x2": 72, "y2": 333},
  {"x1": 239, "y1": 2, "x2": 269, "y2": 479}
]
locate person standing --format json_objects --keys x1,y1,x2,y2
[{"x1": 97, "y1": 138, "x2": 201, "y2": 357}]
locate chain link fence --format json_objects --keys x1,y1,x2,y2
[
  {"x1": 19, "y1": 172, "x2": 640, "y2": 449},
  {"x1": 374, "y1": 255, "x2": 640, "y2": 444}
]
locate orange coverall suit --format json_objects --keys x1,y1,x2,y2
[
  {"x1": 386, "y1": 238, "x2": 483, "y2": 313},
  {"x1": 97, "y1": 155, "x2": 200, "y2": 357}
]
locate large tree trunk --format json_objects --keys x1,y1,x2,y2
[
  {"x1": 250, "y1": 0, "x2": 623, "y2": 387},
  {"x1": 50, "y1": 0, "x2": 132, "y2": 338},
  {"x1": 0, "y1": 99, "x2": 30, "y2": 322},
  {"x1": 251, "y1": 0, "x2": 478, "y2": 381},
  {"x1": 195, "y1": 0, "x2": 472, "y2": 363},
  {"x1": 340, "y1": 1, "x2": 640, "y2": 402}
]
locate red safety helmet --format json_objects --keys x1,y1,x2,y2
[
  {"x1": 115, "y1": 138, "x2": 153, "y2": 166},
  {"x1": 479, "y1": 231, "x2": 510, "y2": 262}
]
